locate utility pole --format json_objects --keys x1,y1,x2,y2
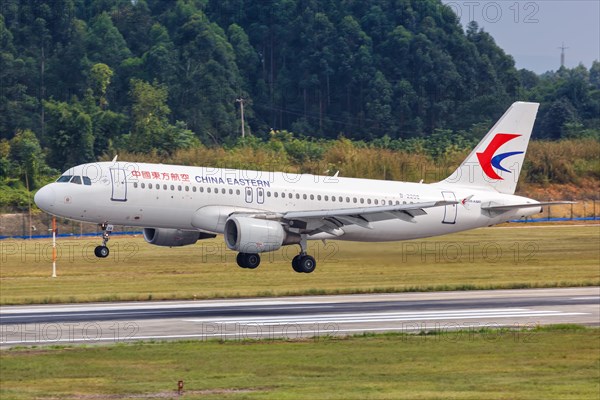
[
  {"x1": 558, "y1": 42, "x2": 569, "y2": 68},
  {"x1": 236, "y1": 98, "x2": 246, "y2": 138}
]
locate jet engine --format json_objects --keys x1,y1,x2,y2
[
  {"x1": 224, "y1": 216, "x2": 299, "y2": 253},
  {"x1": 143, "y1": 228, "x2": 216, "y2": 247}
]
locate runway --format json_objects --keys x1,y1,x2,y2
[{"x1": 1, "y1": 287, "x2": 598, "y2": 348}]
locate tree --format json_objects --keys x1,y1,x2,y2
[
  {"x1": 172, "y1": 11, "x2": 242, "y2": 142},
  {"x1": 8, "y1": 129, "x2": 51, "y2": 188},
  {"x1": 43, "y1": 99, "x2": 94, "y2": 169},
  {"x1": 128, "y1": 79, "x2": 195, "y2": 154},
  {"x1": 86, "y1": 12, "x2": 131, "y2": 68},
  {"x1": 89, "y1": 63, "x2": 113, "y2": 109}
]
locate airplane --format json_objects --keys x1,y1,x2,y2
[{"x1": 34, "y1": 101, "x2": 569, "y2": 273}]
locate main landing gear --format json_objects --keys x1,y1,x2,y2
[
  {"x1": 94, "y1": 223, "x2": 113, "y2": 258},
  {"x1": 292, "y1": 236, "x2": 316, "y2": 273},
  {"x1": 234, "y1": 236, "x2": 317, "y2": 273}
]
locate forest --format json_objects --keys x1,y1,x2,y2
[{"x1": 1, "y1": 0, "x2": 599, "y2": 208}]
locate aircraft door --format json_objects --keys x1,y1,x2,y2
[
  {"x1": 441, "y1": 191, "x2": 457, "y2": 224},
  {"x1": 110, "y1": 168, "x2": 127, "y2": 202}
]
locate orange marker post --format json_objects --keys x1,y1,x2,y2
[{"x1": 51, "y1": 217, "x2": 57, "y2": 278}]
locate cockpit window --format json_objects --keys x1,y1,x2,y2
[
  {"x1": 56, "y1": 174, "x2": 91, "y2": 185},
  {"x1": 57, "y1": 175, "x2": 72, "y2": 183}
]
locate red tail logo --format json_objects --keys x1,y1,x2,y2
[{"x1": 476, "y1": 134, "x2": 522, "y2": 180}]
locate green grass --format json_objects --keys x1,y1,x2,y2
[
  {"x1": 1, "y1": 225, "x2": 599, "y2": 305},
  {"x1": 0, "y1": 327, "x2": 598, "y2": 399}
]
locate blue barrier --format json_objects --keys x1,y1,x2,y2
[{"x1": 509, "y1": 216, "x2": 599, "y2": 223}]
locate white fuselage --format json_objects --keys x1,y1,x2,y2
[{"x1": 35, "y1": 161, "x2": 541, "y2": 242}]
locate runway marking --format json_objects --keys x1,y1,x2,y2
[
  {"x1": 0, "y1": 304, "x2": 336, "y2": 316},
  {"x1": 570, "y1": 297, "x2": 599, "y2": 300},
  {"x1": 0, "y1": 305, "x2": 338, "y2": 320},
  {"x1": 182, "y1": 308, "x2": 587, "y2": 325}
]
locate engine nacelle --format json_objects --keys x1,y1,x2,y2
[
  {"x1": 143, "y1": 228, "x2": 215, "y2": 247},
  {"x1": 224, "y1": 216, "x2": 299, "y2": 253}
]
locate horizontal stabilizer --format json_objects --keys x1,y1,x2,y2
[{"x1": 481, "y1": 201, "x2": 576, "y2": 211}]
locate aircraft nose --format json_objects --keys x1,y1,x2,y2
[{"x1": 34, "y1": 185, "x2": 56, "y2": 212}]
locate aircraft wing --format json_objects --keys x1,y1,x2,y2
[
  {"x1": 282, "y1": 200, "x2": 456, "y2": 234},
  {"x1": 229, "y1": 200, "x2": 456, "y2": 236}
]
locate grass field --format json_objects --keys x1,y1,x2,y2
[
  {"x1": 0, "y1": 326, "x2": 598, "y2": 400},
  {"x1": 0, "y1": 225, "x2": 598, "y2": 305}
]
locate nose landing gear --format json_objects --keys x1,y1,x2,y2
[{"x1": 94, "y1": 223, "x2": 113, "y2": 258}]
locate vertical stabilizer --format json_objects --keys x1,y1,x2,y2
[{"x1": 442, "y1": 102, "x2": 539, "y2": 194}]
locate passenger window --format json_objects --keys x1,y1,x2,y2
[
  {"x1": 346, "y1": 197, "x2": 350, "y2": 203},
  {"x1": 317, "y1": 195, "x2": 322, "y2": 201},
  {"x1": 310, "y1": 194, "x2": 314, "y2": 200},
  {"x1": 178, "y1": 185, "x2": 182, "y2": 191},
  {"x1": 222, "y1": 188, "x2": 226, "y2": 194},
  {"x1": 353, "y1": 198, "x2": 357, "y2": 203},
  {"x1": 338, "y1": 196, "x2": 343, "y2": 202},
  {"x1": 375, "y1": 200, "x2": 379, "y2": 205},
  {"x1": 360, "y1": 198, "x2": 364, "y2": 204},
  {"x1": 289, "y1": 193, "x2": 293, "y2": 199},
  {"x1": 200, "y1": 187, "x2": 204, "y2": 192},
  {"x1": 185, "y1": 186, "x2": 189, "y2": 192},
  {"x1": 274, "y1": 192, "x2": 278, "y2": 198},
  {"x1": 367, "y1": 199, "x2": 372, "y2": 204},
  {"x1": 296, "y1": 194, "x2": 300, "y2": 199},
  {"x1": 170, "y1": 185, "x2": 175, "y2": 191},
  {"x1": 192, "y1": 187, "x2": 196, "y2": 192},
  {"x1": 133, "y1": 182, "x2": 138, "y2": 188},
  {"x1": 325, "y1": 195, "x2": 329, "y2": 201},
  {"x1": 332, "y1": 196, "x2": 336, "y2": 202},
  {"x1": 267, "y1": 191, "x2": 271, "y2": 197},
  {"x1": 70, "y1": 176, "x2": 82, "y2": 185},
  {"x1": 82, "y1": 176, "x2": 92, "y2": 185},
  {"x1": 229, "y1": 189, "x2": 233, "y2": 194},
  {"x1": 141, "y1": 183, "x2": 145, "y2": 189},
  {"x1": 163, "y1": 184, "x2": 167, "y2": 190},
  {"x1": 57, "y1": 175, "x2": 72, "y2": 183},
  {"x1": 236, "y1": 189, "x2": 240, "y2": 195},
  {"x1": 149, "y1": 183, "x2": 153, "y2": 189},
  {"x1": 207, "y1": 188, "x2": 212, "y2": 193},
  {"x1": 303, "y1": 194, "x2": 307, "y2": 200}
]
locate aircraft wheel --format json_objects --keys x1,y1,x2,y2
[
  {"x1": 237, "y1": 253, "x2": 260, "y2": 269},
  {"x1": 94, "y1": 245, "x2": 109, "y2": 258},
  {"x1": 297, "y1": 255, "x2": 316, "y2": 273},
  {"x1": 245, "y1": 253, "x2": 260, "y2": 269},
  {"x1": 291, "y1": 255, "x2": 303, "y2": 273},
  {"x1": 236, "y1": 253, "x2": 246, "y2": 268}
]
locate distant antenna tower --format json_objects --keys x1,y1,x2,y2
[{"x1": 558, "y1": 42, "x2": 569, "y2": 68}]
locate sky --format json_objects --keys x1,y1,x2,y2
[{"x1": 441, "y1": 0, "x2": 600, "y2": 73}]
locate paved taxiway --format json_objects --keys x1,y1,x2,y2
[{"x1": 1, "y1": 287, "x2": 598, "y2": 348}]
